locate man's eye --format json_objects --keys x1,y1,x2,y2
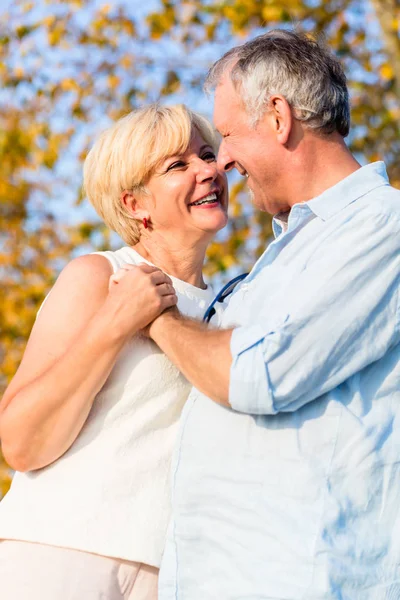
[{"x1": 202, "y1": 152, "x2": 216, "y2": 162}]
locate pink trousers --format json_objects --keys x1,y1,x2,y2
[{"x1": 0, "y1": 540, "x2": 159, "y2": 599}]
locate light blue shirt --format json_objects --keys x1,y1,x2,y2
[{"x1": 159, "y1": 163, "x2": 400, "y2": 600}]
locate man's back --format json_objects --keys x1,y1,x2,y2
[{"x1": 159, "y1": 162, "x2": 400, "y2": 599}]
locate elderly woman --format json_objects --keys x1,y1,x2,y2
[{"x1": 0, "y1": 104, "x2": 228, "y2": 599}]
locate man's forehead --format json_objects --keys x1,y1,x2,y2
[{"x1": 213, "y1": 76, "x2": 241, "y2": 128}]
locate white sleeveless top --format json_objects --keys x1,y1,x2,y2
[{"x1": 0, "y1": 247, "x2": 216, "y2": 567}]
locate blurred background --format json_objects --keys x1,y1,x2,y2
[{"x1": 1, "y1": 0, "x2": 399, "y2": 496}]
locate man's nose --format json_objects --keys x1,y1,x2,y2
[{"x1": 217, "y1": 141, "x2": 235, "y2": 173}]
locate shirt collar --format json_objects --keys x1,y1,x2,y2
[
  {"x1": 273, "y1": 211, "x2": 290, "y2": 237},
  {"x1": 306, "y1": 161, "x2": 389, "y2": 221},
  {"x1": 272, "y1": 161, "x2": 389, "y2": 238}
]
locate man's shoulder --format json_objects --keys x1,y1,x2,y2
[
  {"x1": 366, "y1": 181, "x2": 400, "y2": 210},
  {"x1": 355, "y1": 182, "x2": 400, "y2": 224}
]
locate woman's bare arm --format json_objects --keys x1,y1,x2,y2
[{"x1": 0, "y1": 255, "x2": 176, "y2": 472}]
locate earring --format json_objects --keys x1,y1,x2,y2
[{"x1": 143, "y1": 217, "x2": 149, "y2": 229}]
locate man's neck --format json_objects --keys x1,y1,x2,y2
[{"x1": 286, "y1": 132, "x2": 361, "y2": 207}]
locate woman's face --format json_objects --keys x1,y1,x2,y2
[{"x1": 139, "y1": 129, "x2": 228, "y2": 241}]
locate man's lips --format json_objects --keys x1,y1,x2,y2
[{"x1": 235, "y1": 162, "x2": 248, "y2": 178}]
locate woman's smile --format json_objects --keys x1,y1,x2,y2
[{"x1": 188, "y1": 188, "x2": 223, "y2": 209}]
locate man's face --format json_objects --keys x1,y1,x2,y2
[{"x1": 213, "y1": 75, "x2": 289, "y2": 215}]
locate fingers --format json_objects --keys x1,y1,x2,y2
[
  {"x1": 108, "y1": 262, "x2": 176, "y2": 312},
  {"x1": 109, "y1": 270, "x2": 128, "y2": 285},
  {"x1": 110, "y1": 264, "x2": 172, "y2": 286},
  {"x1": 149, "y1": 270, "x2": 173, "y2": 286},
  {"x1": 159, "y1": 292, "x2": 178, "y2": 310},
  {"x1": 112, "y1": 263, "x2": 170, "y2": 281},
  {"x1": 118, "y1": 262, "x2": 157, "y2": 273},
  {"x1": 108, "y1": 272, "x2": 122, "y2": 290},
  {"x1": 137, "y1": 263, "x2": 173, "y2": 287},
  {"x1": 136, "y1": 263, "x2": 161, "y2": 274},
  {"x1": 156, "y1": 282, "x2": 176, "y2": 297},
  {"x1": 108, "y1": 264, "x2": 136, "y2": 289}
]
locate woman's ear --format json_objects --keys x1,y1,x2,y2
[{"x1": 121, "y1": 191, "x2": 150, "y2": 221}]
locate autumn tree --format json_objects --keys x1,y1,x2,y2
[{"x1": 1, "y1": 0, "x2": 399, "y2": 496}]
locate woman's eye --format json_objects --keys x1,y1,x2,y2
[
  {"x1": 167, "y1": 161, "x2": 186, "y2": 171},
  {"x1": 202, "y1": 152, "x2": 216, "y2": 162}
]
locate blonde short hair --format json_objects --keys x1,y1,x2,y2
[{"x1": 83, "y1": 103, "x2": 219, "y2": 245}]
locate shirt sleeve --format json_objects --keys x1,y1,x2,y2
[{"x1": 229, "y1": 208, "x2": 400, "y2": 415}]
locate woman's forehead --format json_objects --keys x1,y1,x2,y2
[{"x1": 160, "y1": 129, "x2": 213, "y2": 160}]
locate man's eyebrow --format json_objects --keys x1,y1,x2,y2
[{"x1": 215, "y1": 123, "x2": 228, "y2": 137}]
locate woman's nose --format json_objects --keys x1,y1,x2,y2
[{"x1": 196, "y1": 158, "x2": 218, "y2": 182}]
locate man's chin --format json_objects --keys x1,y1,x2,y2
[
  {"x1": 248, "y1": 186, "x2": 274, "y2": 213},
  {"x1": 248, "y1": 188, "x2": 264, "y2": 210}
]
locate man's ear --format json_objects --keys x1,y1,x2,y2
[
  {"x1": 269, "y1": 95, "x2": 293, "y2": 145},
  {"x1": 121, "y1": 191, "x2": 150, "y2": 221}
]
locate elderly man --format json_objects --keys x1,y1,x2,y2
[{"x1": 151, "y1": 30, "x2": 400, "y2": 599}]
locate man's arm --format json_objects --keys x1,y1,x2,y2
[
  {"x1": 149, "y1": 313, "x2": 233, "y2": 406},
  {"x1": 227, "y1": 207, "x2": 400, "y2": 415},
  {"x1": 151, "y1": 206, "x2": 400, "y2": 415}
]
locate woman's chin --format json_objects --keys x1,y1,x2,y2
[
  {"x1": 192, "y1": 207, "x2": 228, "y2": 233},
  {"x1": 203, "y1": 216, "x2": 228, "y2": 234},
  {"x1": 217, "y1": 213, "x2": 229, "y2": 231}
]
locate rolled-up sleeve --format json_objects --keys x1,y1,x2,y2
[{"x1": 229, "y1": 209, "x2": 400, "y2": 415}]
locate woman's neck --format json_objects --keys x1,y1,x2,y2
[{"x1": 131, "y1": 234, "x2": 209, "y2": 289}]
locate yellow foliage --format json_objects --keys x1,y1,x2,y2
[
  {"x1": 100, "y1": 3, "x2": 112, "y2": 15},
  {"x1": 381, "y1": 63, "x2": 394, "y2": 80},
  {"x1": 108, "y1": 74, "x2": 120, "y2": 89},
  {"x1": 261, "y1": 6, "x2": 284, "y2": 22},
  {"x1": 120, "y1": 55, "x2": 133, "y2": 69},
  {"x1": 147, "y1": 2, "x2": 176, "y2": 39},
  {"x1": 161, "y1": 70, "x2": 180, "y2": 95},
  {"x1": 0, "y1": 455, "x2": 11, "y2": 499},
  {"x1": 48, "y1": 28, "x2": 63, "y2": 46},
  {"x1": 13, "y1": 66, "x2": 25, "y2": 78},
  {"x1": 121, "y1": 20, "x2": 136, "y2": 37},
  {"x1": 61, "y1": 78, "x2": 79, "y2": 92},
  {"x1": 42, "y1": 15, "x2": 56, "y2": 27}
]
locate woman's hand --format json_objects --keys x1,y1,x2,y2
[{"x1": 105, "y1": 263, "x2": 178, "y2": 338}]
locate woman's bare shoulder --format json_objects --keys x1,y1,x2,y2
[{"x1": 0, "y1": 254, "x2": 114, "y2": 410}]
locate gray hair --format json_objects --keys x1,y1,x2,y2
[{"x1": 205, "y1": 29, "x2": 350, "y2": 137}]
